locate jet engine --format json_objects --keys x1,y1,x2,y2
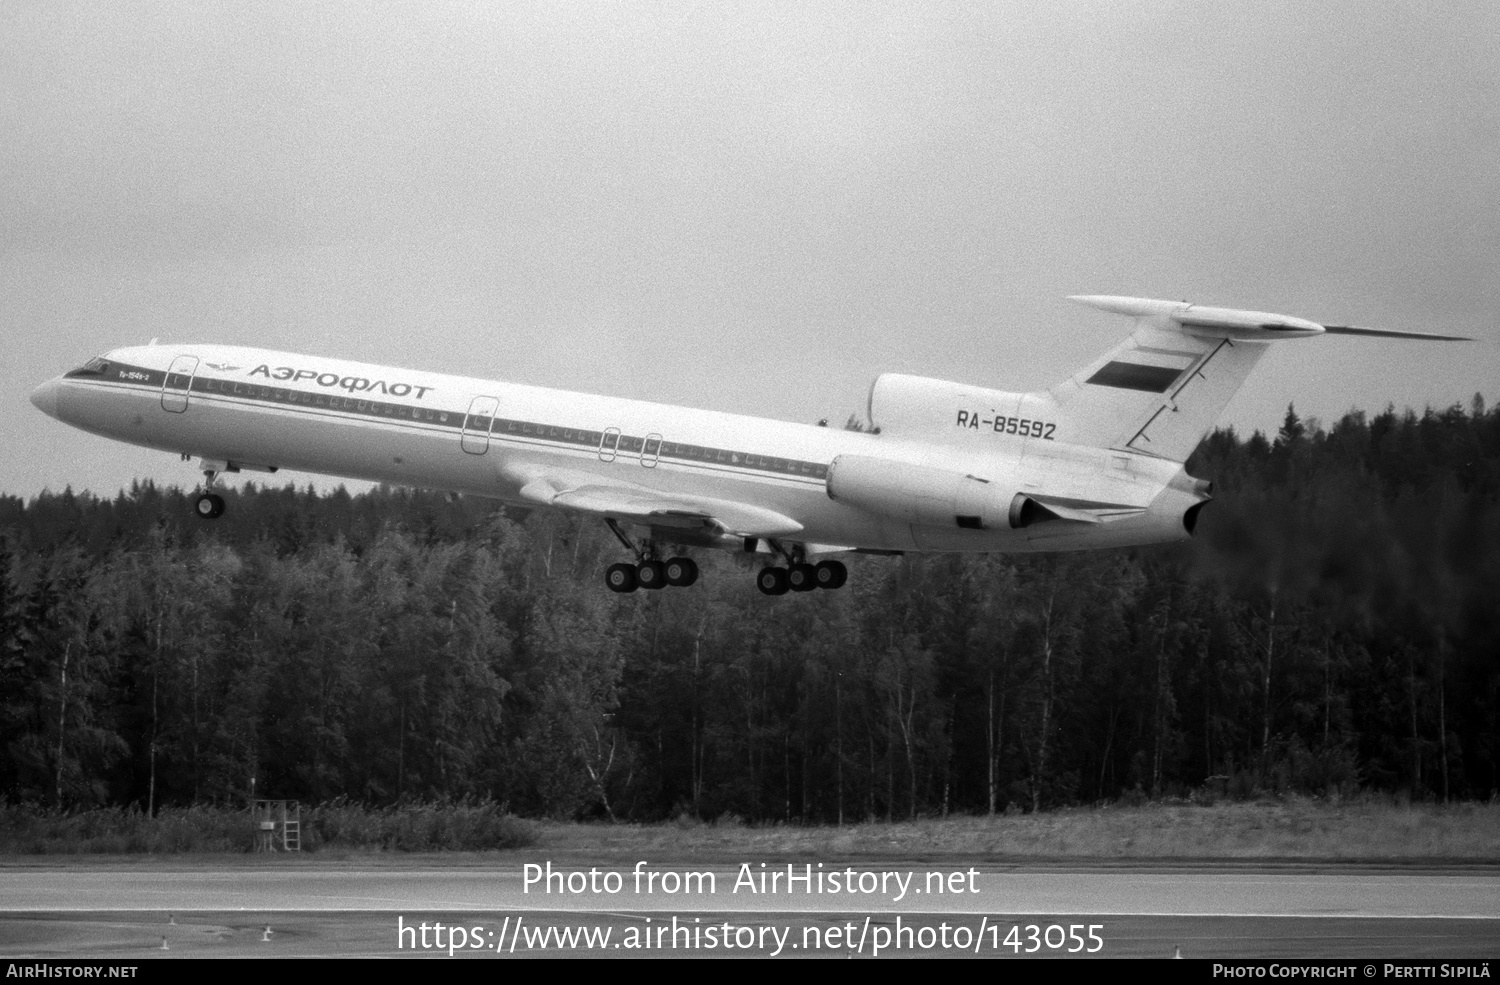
[{"x1": 826, "y1": 454, "x2": 1052, "y2": 530}]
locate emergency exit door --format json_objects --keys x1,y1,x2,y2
[{"x1": 461, "y1": 396, "x2": 500, "y2": 454}]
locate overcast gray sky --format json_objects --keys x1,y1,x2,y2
[{"x1": 4, "y1": 1, "x2": 1497, "y2": 499}]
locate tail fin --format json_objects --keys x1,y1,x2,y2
[
  {"x1": 1043, "y1": 296, "x2": 1327, "y2": 461},
  {"x1": 867, "y1": 296, "x2": 1468, "y2": 459}
]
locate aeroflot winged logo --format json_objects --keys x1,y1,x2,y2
[{"x1": 247, "y1": 364, "x2": 435, "y2": 399}]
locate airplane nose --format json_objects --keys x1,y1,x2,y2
[{"x1": 30, "y1": 378, "x2": 61, "y2": 418}]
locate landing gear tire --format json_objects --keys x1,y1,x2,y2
[
  {"x1": 605, "y1": 563, "x2": 638, "y2": 593},
  {"x1": 194, "y1": 492, "x2": 225, "y2": 520},
  {"x1": 637, "y1": 560, "x2": 667, "y2": 590},
  {"x1": 756, "y1": 566, "x2": 789, "y2": 596},
  {"x1": 814, "y1": 559, "x2": 848, "y2": 590},
  {"x1": 664, "y1": 557, "x2": 698, "y2": 587},
  {"x1": 787, "y1": 563, "x2": 818, "y2": 592}
]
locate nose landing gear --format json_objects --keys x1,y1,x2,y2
[
  {"x1": 194, "y1": 491, "x2": 225, "y2": 519},
  {"x1": 193, "y1": 460, "x2": 226, "y2": 520}
]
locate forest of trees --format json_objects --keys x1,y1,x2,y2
[{"x1": 1, "y1": 399, "x2": 1496, "y2": 820}]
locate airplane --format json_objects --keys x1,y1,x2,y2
[{"x1": 29, "y1": 295, "x2": 1470, "y2": 595}]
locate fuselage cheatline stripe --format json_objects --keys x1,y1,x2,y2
[{"x1": 69, "y1": 362, "x2": 830, "y2": 485}]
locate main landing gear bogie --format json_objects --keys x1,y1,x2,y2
[
  {"x1": 757, "y1": 559, "x2": 847, "y2": 596},
  {"x1": 605, "y1": 557, "x2": 698, "y2": 594},
  {"x1": 602, "y1": 518, "x2": 701, "y2": 594},
  {"x1": 599, "y1": 520, "x2": 843, "y2": 597}
]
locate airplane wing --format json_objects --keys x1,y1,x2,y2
[{"x1": 507, "y1": 464, "x2": 804, "y2": 538}]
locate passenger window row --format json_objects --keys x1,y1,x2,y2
[{"x1": 192, "y1": 377, "x2": 828, "y2": 480}]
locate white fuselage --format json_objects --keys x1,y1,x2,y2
[{"x1": 31, "y1": 344, "x2": 1200, "y2": 554}]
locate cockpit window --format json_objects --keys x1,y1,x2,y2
[{"x1": 65, "y1": 356, "x2": 112, "y2": 379}]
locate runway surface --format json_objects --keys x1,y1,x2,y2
[{"x1": 1, "y1": 860, "x2": 1495, "y2": 959}]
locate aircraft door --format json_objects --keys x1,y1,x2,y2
[
  {"x1": 641, "y1": 433, "x2": 662, "y2": 468},
  {"x1": 461, "y1": 395, "x2": 499, "y2": 454},
  {"x1": 161, "y1": 355, "x2": 199, "y2": 413},
  {"x1": 598, "y1": 427, "x2": 621, "y2": 462}
]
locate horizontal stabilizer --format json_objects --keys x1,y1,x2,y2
[
  {"x1": 1068, "y1": 295, "x2": 1324, "y2": 340},
  {"x1": 1322, "y1": 325, "x2": 1473, "y2": 342},
  {"x1": 1070, "y1": 295, "x2": 1476, "y2": 342}
]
